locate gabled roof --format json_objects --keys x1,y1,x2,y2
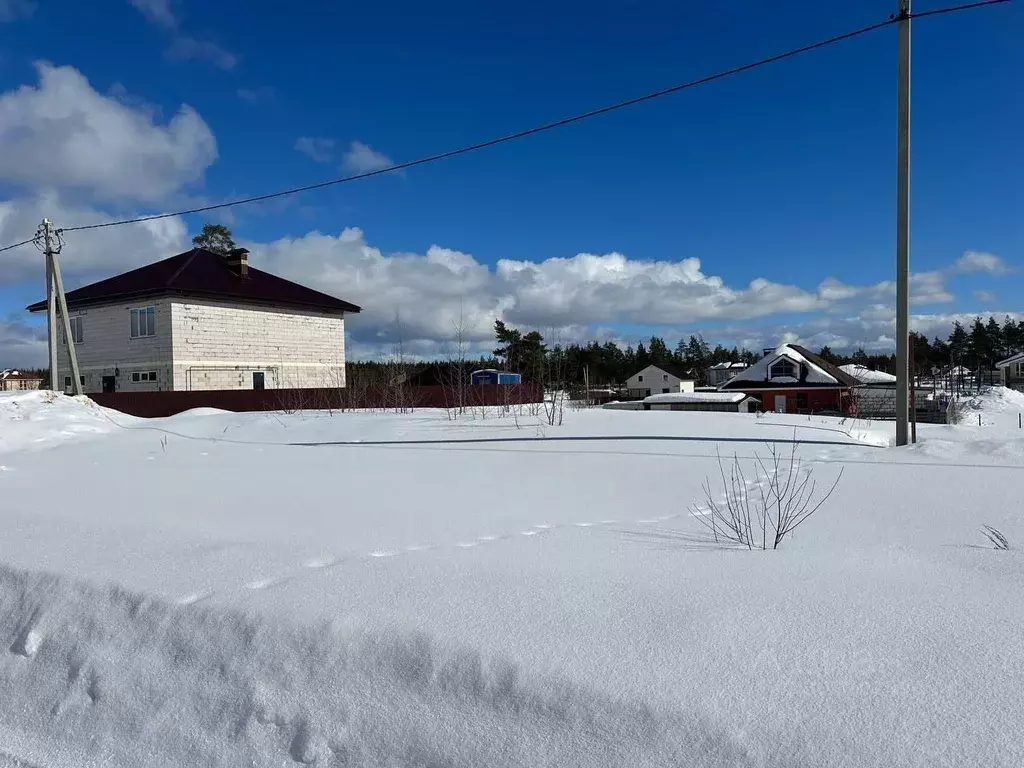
[
  {"x1": 996, "y1": 351, "x2": 1024, "y2": 368},
  {"x1": 26, "y1": 248, "x2": 361, "y2": 315},
  {"x1": 720, "y1": 344, "x2": 860, "y2": 390},
  {"x1": 628, "y1": 363, "x2": 695, "y2": 381},
  {"x1": 1, "y1": 370, "x2": 42, "y2": 380}
]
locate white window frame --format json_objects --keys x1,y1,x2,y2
[
  {"x1": 130, "y1": 306, "x2": 156, "y2": 339},
  {"x1": 770, "y1": 358, "x2": 798, "y2": 379},
  {"x1": 69, "y1": 316, "x2": 84, "y2": 344},
  {"x1": 131, "y1": 371, "x2": 157, "y2": 383}
]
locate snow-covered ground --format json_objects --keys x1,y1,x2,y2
[{"x1": 1, "y1": 390, "x2": 1023, "y2": 767}]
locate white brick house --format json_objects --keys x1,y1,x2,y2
[{"x1": 28, "y1": 247, "x2": 360, "y2": 393}]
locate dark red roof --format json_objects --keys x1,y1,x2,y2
[{"x1": 26, "y1": 248, "x2": 361, "y2": 314}]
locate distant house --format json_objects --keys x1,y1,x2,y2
[
  {"x1": 643, "y1": 391, "x2": 757, "y2": 413},
  {"x1": 0, "y1": 370, "x2": 43, "y2": 391},
  {"x1": 996, "y1": 351, "x2": 1024, "y2": 391},
  {"x1": 718, "y1": 344, "x2": 860, "y2": 415},
  {"x1": 707, "y1": 361, "x2": 749, "y2": 387},
  {"x1": 625, "y1": 364, "x2": 695, "y2": 399},
  {"x1": 26, "y1": 247, "x2": 360, "y2": 393}
]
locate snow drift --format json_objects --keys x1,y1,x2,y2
[{"x1": 0, "y1": 565, "x2": 759, "y2": 768}]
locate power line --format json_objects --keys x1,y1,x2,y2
[
  {"x1": 0, "y1": 0, "x2": 1011, "y2": 252},
  {"x1": 0, "y1": 237, "x2": 35, "y2": 254},
  {"x1": 62, "y1": 16, "x2": 900, "y2": 233},
  {"x1": 909, "y1": 0, "x2": 1009, "y2": 20}
]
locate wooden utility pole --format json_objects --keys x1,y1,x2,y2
[{"x1": 895, "y1": 0, "x2": 912, "y2": 446}]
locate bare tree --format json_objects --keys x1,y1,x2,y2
[
  {"x1": 440, "y1": 302, "x2": 470, "y2": 420},
  {"x1": 692, "y1": 441, "x2": 843, "y2": 550}
]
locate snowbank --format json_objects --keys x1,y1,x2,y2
[
  {"x1": 0, "y1": 564, "x2": 754, "y2": 768},
  {"x1": 0, "y1": 391, "x2": 124, "y2": 454}
]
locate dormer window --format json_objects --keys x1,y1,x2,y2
[{"x1": 770, "y1": 358, "x2": 797, "y2": 379}]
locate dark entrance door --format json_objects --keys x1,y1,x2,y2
[
  {"x1": 102, "y1": 375, "x2": 116, "y2": 393},
  {"x1": 252, "y1": 371, "x2": 265, "y2": 390}
]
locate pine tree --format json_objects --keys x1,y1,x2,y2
[
  {"x1": 635, "y1": 342, "x2": 650, "y2": 369},
  {"x1": 949, "y1": 322, "x2": 969, "y2": 371},
  {"x1": 1002, "y1": 317, "x2": 1021, "y2": 355},
  {"x1": 493, "y1": 320, "x2": 522, "y2": 371},
  {"x1": 818, "y1": 345, "x2": 838, "y2": 365},
  {"x1": 648, "y1": 336, "x2": 671, "y2": 365},
  {"x1": 985, "y1": 316, "x2": 1004, "y2": 361}
]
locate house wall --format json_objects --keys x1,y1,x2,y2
[
  {"x1": 0, "y1": 378, "x2": 42, "y2": 391},
  {"x1": 744, "y1": 388, "x2": 849, "y2": 414},
  {"x1": 55, "y1": 300, "x2": 174, "y2": 393},
  {"x1": 625, "y1": 366, "x2": 694, "y2": 398},
  {"x1": 170, "y1": 300, "x2": 347, "y2": 391}
]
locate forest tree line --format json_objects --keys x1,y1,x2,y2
[{"x1": 348, "y1": 314, "x2": 1024, "y2": 389}]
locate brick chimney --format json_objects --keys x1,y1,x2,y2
[{"x1": 225, "y1": 247, "x2": 249, "y2": 278}]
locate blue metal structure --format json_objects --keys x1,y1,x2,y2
[{"x1": 470, "y1": 369, "x2": 521, "y2": 386}]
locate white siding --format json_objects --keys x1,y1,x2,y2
[
  {"x1": 55, "y1": 300, "x2": 173, "y2": 393},
  {"x1": 624, "y1": 365, "x2": 695, "y2": 398},
  {"x1": 170, "y1": 299, "x2": 347, "y2": 391}
]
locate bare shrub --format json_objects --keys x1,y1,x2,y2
[
  {"x1": 981, "y1": 525, "x2": 1010, "y2": 550},
  {"x1": 692, "y1": 442, "x2": 843, "y2": 550}
]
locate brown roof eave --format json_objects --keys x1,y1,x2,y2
[{"x1": 28, "y1": 289, "x2": 360, "y2": 315}]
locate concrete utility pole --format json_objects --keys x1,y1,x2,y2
[
  {"x1": 43, "y1": 222, "x2": 58, "y2": 392},
  {"x1": 37, "y1": 219, "x2": 83, "y2": 396},
  {"x1": 895, "y1": 0, "x2": 912, "y2": 446}
]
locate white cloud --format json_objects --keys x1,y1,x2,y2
[
  {"x1": 973, "y1": 289, "x2": 997, "y2": 304},
  {"x1": 165, "y1": 36, "x2": 238, "y2": 70},
  {"x1": 237, "y1": 86, "x2": 275, "y2": 104},
  {"x1": 0, "y1": 0, "x2": 35, "y2": 22},
  {"x1": 0, "y1": 193, "x2": 189, "y2": 285},
  {"x1": 294, "y1": 137, "x2": 335, "y2": 164},
  {"x1": 0, "y1": 63, "x2": 216, "y2": 203},
  {"x1": 128, "y1": 0, "x2": 176, "y2": 28},
  {"x1": 342, "y1": 141, "x2": 396, "y2": 174},
  {"x1": 954, "y1": 250, "x2": 1007, "y2": 274},
  {"x1": 0, "y1": 315, "x2": 44, "y2": 368}
]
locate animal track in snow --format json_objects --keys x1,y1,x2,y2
[
  {"x1": 246, "y1": 577, "x2": 289, "y2": 591},
  {"x1": 304, "y1": 556, "x2": 341, "y2": 569},
  {"x1": 177, "y1": 590, "x2": 214, "y2": 605}
]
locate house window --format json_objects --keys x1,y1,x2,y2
[
  {"x1": 130, "y1": 306, "x2": 156, "y2": 338},
  {"x1": 663, "y1": 374, "x2": 668, "y2": 381},
  {"x1": 131, "y1": 371, "x2": 157, "y2": 383},
  {"x1": 796, "y1": 393, "x2": 808, "y2": 410},
  {"x1": 63, "y1": 375, "x2": 85, "y2": 390},
  {"x1": 662, "y1": 388, "x2": 670, "y2": 393},
  {"x1": 59, "y1": 316, "x2": 85, "y2": 345},
  {"x1": 638, "y1": 375, "x2": 643, "y2": 382},
  {"x1": 770, "y1": 358, "x2": 798, "y2": 379}
]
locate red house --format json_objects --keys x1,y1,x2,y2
[{"x1": 718, "y1": 344, "x2": 860, "y2": 415}]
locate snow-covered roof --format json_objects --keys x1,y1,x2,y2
[
  {"x1": 710, "y1": 361, "x2": 749, "y2": 370},
  {"x1": 0, "y1": 369, "x2": 40, "y2": 380},
  {"x1": 839, "y1": 364, "x2": 898, "y2": 385},
  {"x1": 720, "y1": 344, "x2": 859, "y2": 390},
  {"x1": 996, "y1": 351, "x2": 1024, "y2": 368},
  {"x1": 643, "y1": 392, "x2": 750, "y2": 404},
  {"x1": 627, "y1": 363, "x2": 694, "y2": 381}
]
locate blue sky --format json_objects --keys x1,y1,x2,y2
[{"x1": 0, "y1": 0, "x2": 1020, "y2": 364}]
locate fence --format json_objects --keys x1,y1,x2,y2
[{"x1": 90, "y1": 384, "x2": 543, "y2": 419}]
